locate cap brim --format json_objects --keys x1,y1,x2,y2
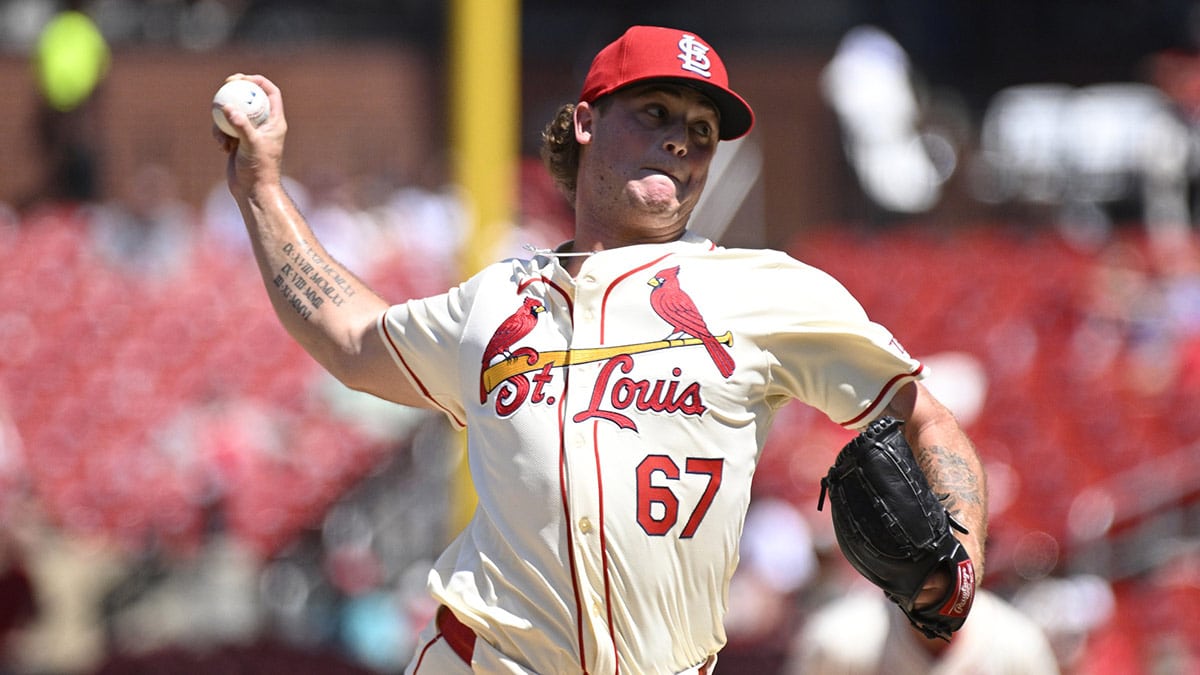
[
  {"x1": 609, "y1": 77, "x2": 755, "y2": 140},
  {"x1": 693, "y1": 81, "x2": 754, "y2": 140}
]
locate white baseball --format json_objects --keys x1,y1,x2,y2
[{"x1": 212, "y1": 78, "x2": 270, "y2": 137}]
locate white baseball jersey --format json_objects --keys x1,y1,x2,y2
[{"x1": 380, "y1": 231, "x2": 923, "y2": 674}]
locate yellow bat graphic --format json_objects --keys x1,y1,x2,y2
[{"x1": 481, "y1": 331, "x2": 733, "y2": 396}]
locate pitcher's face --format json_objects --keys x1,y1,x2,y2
[{"x1": 575, "y1": 84, "x2": 720, "y2": 227}]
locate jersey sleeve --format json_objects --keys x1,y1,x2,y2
[
  {"x1": 377, "y1": 282, "x2": 471, "y2": 429},
  {"x1": 756, "y1": 257, "x2": 924, "y2": 429}
]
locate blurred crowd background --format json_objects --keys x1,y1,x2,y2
[{"x1": 1, "y1": 0, "x2": 1200, "y2": 673}]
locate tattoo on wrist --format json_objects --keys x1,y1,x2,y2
[{"x1": 272, "y1": 239, "x2": 358, "y2": 320}]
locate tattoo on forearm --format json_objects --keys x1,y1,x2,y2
[
  {"x1": 271, "y1": 239, "x2": 358, "y2": 320},
  {"x1": 918, "y1": 445, "x2": 984, "y2": 516}
]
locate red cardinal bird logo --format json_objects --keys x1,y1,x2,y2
[
  {"x1": 480, "y1": 296, "x2": 546, "y2": 403},
  {"x1": 648, "y1": 266, "x2": 735, "y2": 378}
]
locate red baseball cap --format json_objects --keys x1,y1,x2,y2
[{"x1": 579, "y1": 25, "x2": 755, "y2": 140}]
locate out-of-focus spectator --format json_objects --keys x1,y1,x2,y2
[
  {"x1": 372, "y1": 181, "x2": 467, "y2": 297},
  {"x1": 30, "y1": 0, "x2": 110, "y2": 207},
  {"x1": 102, "y1": 527, "x2": 261, "y2": 657},
  {"x1": 202, "y1": 175, "x2": 310, "y2": 256},
  {"x1": 719, "y1": 498, "x2": 818, "y2": 672},
  {"x1": 88, "y1": 163, "x2": 197, "y2": 282},
  {"x1": 1151, "y1": 233, "x2": 1200, "y2": 339},
  {"x1": 0, "y1": 385, "x2": 36, "y2": 668},
  {"x1": 304, "y1": 168, "x2": 389, "y2": 276},
  {"x1": 1069, "y1": 240, "x2": 1165, "y2": 385},
  {"x1": 1070, "y1": 230, "x2": 1200, "y2": 397},
  {"x1": 786, "y1": 586, "x2": 1060, "y2": 675},
  {"x1": 1139, "y1": 545, "x2": 1200, "y2": 674},
  {"x1": 5, "y1": 524, "x2": 127, "y2": 673},
  {"x1": 1010, "y1": 574, "x2": 1124, "y2": 674},
  {"x1": 0, "y1": 384, "x2": 27, "y2": 530},
  {"x1": 1147, "y1": 231, "x2": 1200, "y2": 397},
  {"x1": 0, "y1": 536, "x2": 37, "y2": 666}
]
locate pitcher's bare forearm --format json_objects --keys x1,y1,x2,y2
[
  {"x1": 887, "y1": 382, "x2": 988, "y2": 581},
  {"x1": 217, "y1": 74, "x2": 427, "y2": 408},
  {"x1": 236, "y1": 181, "x2": 418, "y2": 406},
  {"x1": 912, "y1": 435, "x2": 986, "y2": 529},
  {"x1": 241, "y1": 183, "x2": 373, "y2": 337},
  {"x1": 910, "y1": 421, "x2": 987, "y2": 573}
]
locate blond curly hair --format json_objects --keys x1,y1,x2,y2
[{"x1": 539, "y1": 103, "x2": 581, "y2": 205}]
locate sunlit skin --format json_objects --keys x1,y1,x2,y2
[{"x1": 568, "y1": 84, "x2": 720, "y2": 274}]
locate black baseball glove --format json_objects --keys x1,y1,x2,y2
[{"x1": 817, "y1": 416, "x2": 976, "y2": 640}]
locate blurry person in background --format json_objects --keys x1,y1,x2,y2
[
  {"x1": 89, "y1": 163, "x2": 197, "y2": 282},
  {"x1": 0, "y1": 535, "x2": 37, "y2": 672},
  {"x1": 0, "y1": 384, "x2": 36, "y2": 673},
  {"x1": 29, "y1": 0, "x2": 110, "y2": 209},
  {"x1": 786, "y1": 585, "x2": 1060, "y2": 675},
  {"x1": 718, "y1": 498, "x2": 819, "y2": 673}
]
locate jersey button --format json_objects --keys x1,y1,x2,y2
[{"x1": 578, "y1": 517, "x2": 594, "y2": 534}]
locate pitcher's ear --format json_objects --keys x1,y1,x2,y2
[{"x1": 574, "y1": 101, "x2": 594, "y2": 145}]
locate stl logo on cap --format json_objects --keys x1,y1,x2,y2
[{"x1": 677, "y1": 34, "x2": 713, "y2": 79}]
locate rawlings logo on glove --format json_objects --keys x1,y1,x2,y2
[{"x1": 818, "y1": 416, "x2": 975, "y2": 640}]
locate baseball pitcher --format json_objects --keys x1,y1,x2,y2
[{"x1": 214, "y1": 25, "x2": 987, "y2": 675}]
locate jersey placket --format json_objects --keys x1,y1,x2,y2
[{"x1": 559, "y1": 262, "x2": 621, "y2": 674}]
